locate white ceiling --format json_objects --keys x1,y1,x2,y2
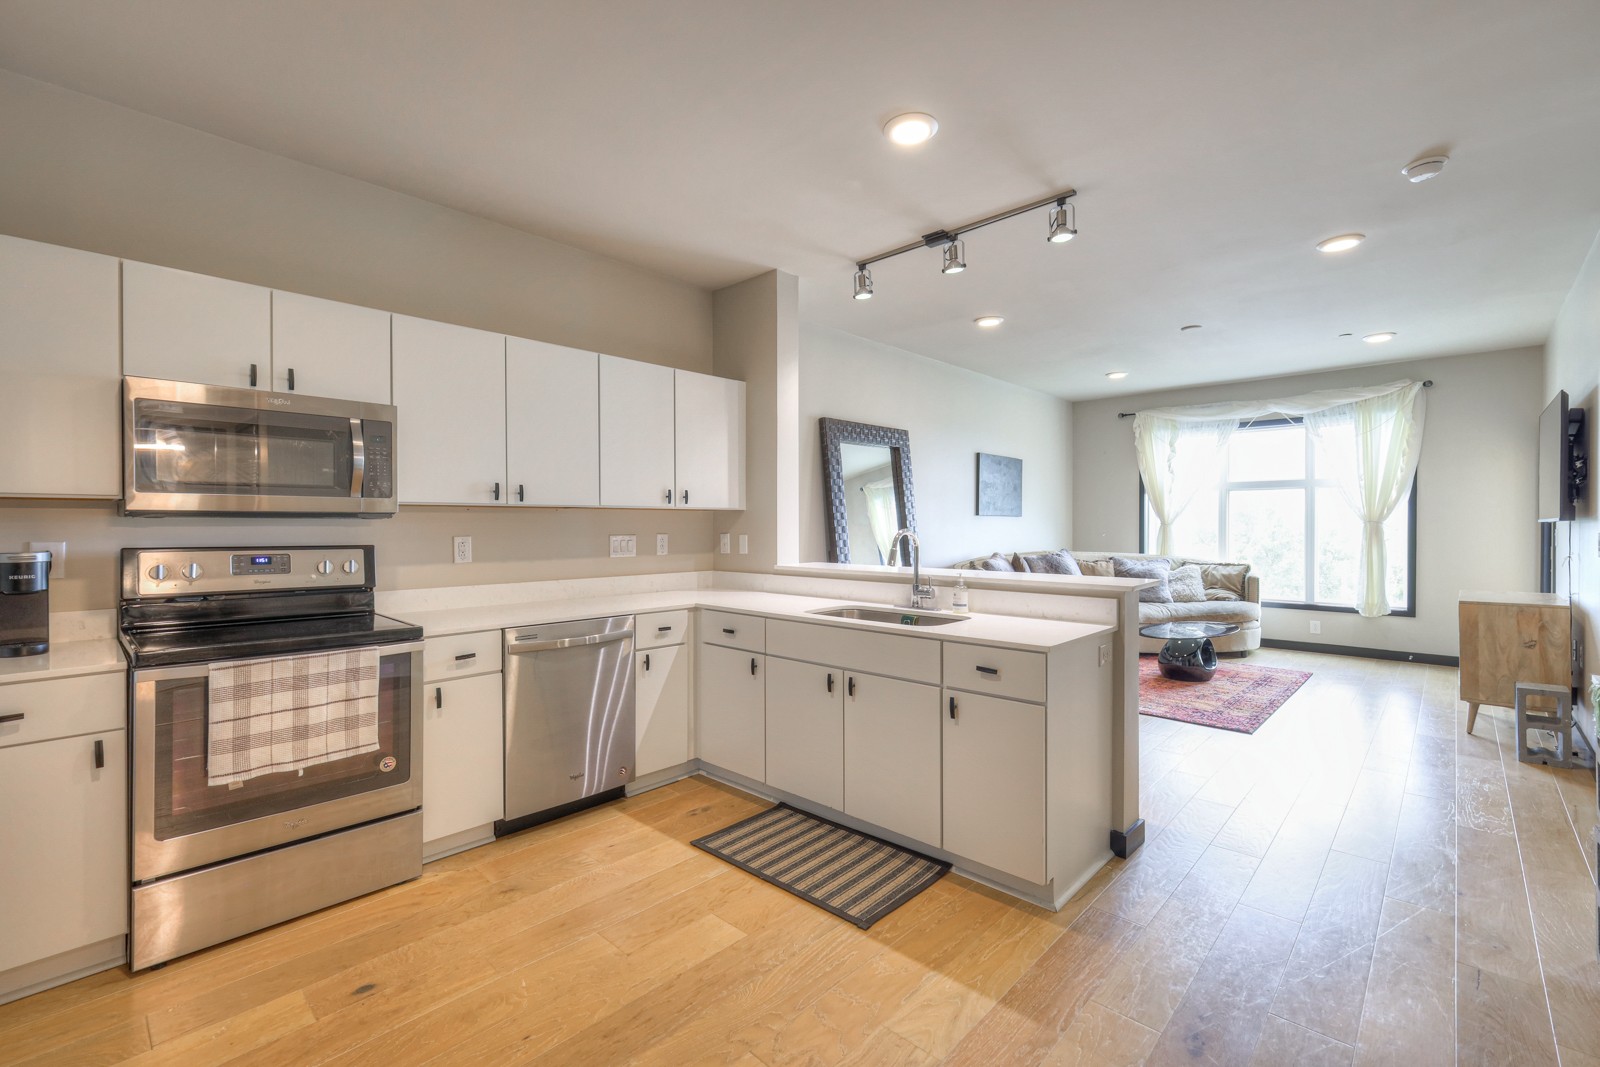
[{"x1": 2, "y1": 0, "x2": 1598, "y2": 399}]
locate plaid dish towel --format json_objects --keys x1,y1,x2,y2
[{"x1": 207, "y1": 649, "x2": 381, "y2": 786}]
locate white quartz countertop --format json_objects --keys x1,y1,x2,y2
[
  {"x1": 396, "y1": 589, "x2": 1112, "y2": 651},
  {"x1": 0, "y1": 639, "x2": 126, "y2": 685}
]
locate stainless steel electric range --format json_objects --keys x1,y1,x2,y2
[{"x1": 118, "y1": 546, "x2": 424, "y2": 970}]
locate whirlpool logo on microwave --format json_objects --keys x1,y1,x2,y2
[{"x1": 266, "y1": 397, "x2": 293, "y2": 407}]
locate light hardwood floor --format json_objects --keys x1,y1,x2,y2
[{"x1": 2, "y1": 649, "x2": 1596, "y2": 1066}]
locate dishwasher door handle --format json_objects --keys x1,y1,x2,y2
[{"x1": 507, "y1": 630, "x2": 635, "y2": 655}]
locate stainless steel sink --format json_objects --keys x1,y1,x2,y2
[{"x1": 808, "y1": 605, "x2": 970, "y2": 627}]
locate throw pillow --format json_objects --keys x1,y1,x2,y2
[
  {"x1": 1076, "y1": 557, "x2": 1115, "y2": 578},
  {"x1": 1169, "y1": 563, "x2": 1206, "y2": 603},
  {"x1": 1112, "y1": 556, "x2": 1173, "y2": 603},
  {"x1": 1016, "y1": 550, "x2": 1083, "y2": 576},
  {"x1": 1195, "y1": 562, "x2": 1249, "y2": 601},
  {"x1": 974, "y1": 552, "x2": 1016, "y2": 572}
]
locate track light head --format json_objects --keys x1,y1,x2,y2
[
  {"x1": 1047, "y1": 199, "x2": 1076, "y2": 243},
  {"x1": 941, "y1": 239, "x2": 966, "y2": 274},
  {"x1": 852, "y1": 265, "x2": 873, "y2": 300}
]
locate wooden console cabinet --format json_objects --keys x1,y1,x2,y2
[{"x1": 1458, "y1": 591, "x2": 1573, "y2": 734}]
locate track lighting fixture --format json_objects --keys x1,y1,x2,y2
[
  {"x1": 848, "y1": 189, "x2": 1076, "y2": 298},
  {"x1": 1047, "y1": 199, "x2": 1076, "y2": 243},
  {"x1": 852, "y1": 265, "x2": 873, "y2": 300},
  {"x1": 941, "y1": 239, "x2": 966, "y2": 274}
]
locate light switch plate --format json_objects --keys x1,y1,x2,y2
[
  {"x1": 719, "y1": 533, "x2": 731, "y2": 554},
  {"x1": 28, "y1": 541, "x2": 65, "y2": 579},
  {"x1": 452, "y1": 536, "x2": 472, "y2": 564},
  {"x1": 738, "y1": 534, "x2": 748, "y2": 555},
  {"x1": 656, "y1": 534, "x2": 669, "y2": 555},
  {"x1": 610, "y1": 535, "x2": 636, "y2": 558}
]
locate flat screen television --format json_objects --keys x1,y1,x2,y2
[{"x1": 1538, "y1": 390, "x2": 1586, "y2": 522}]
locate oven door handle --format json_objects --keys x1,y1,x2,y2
[{"x1": 507, "y1": 631, "x2": 634, "y2": 655}]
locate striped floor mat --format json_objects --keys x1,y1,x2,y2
[{"x1": 691, "y1": 804, "x2": 950, "y2": 929}]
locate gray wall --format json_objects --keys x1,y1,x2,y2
[
  {"x1": 799, "y1": 324, "x2": 1074, "y2": 568},
  {"x1": 0, "y1": 69, "x2": 723, "y2": 610},
  {"x1": 1071, "y1": 347, "x2": 1544, "y2": 658}
]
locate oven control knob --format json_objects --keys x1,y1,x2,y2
[
  {"x1": 181, "y1": 563, "x2": 203, "y2": 581},
  {"x1": 316, "y1": 559, "x2": 334, "y2": 575},
  {"x1": 342, "y1": 559, "x2": 361, "y2": 574},
  {"x1": 147, "y1": 564, "x2": 169, "y2": 581}
]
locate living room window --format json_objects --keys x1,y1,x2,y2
[{"x1": 1140, "y1": 418, "x2": 1416, "y2": 614}]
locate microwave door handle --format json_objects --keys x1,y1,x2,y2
[{"x1": 349, "y1": 418, "x2": 366, "y2": 499}]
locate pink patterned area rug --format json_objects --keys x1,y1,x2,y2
[{"x1": 1138, "y1": 656, "x2": 1311, "y2": 734}]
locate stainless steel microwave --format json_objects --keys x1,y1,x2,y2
[{"x1": 123, "y1": 377, "x2": 397, "y2": 517}]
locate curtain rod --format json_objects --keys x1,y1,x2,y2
[{"x1": 1115, "y1": 379, "x2": 1432, "y2": 418}]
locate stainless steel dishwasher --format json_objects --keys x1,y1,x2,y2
[{"x1": 497, "y1": 614, "x2": 635, "y2": 835}]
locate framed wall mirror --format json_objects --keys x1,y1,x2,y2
[{"x1": 820, "y1": 417, "x2": 916, "y2": 564}]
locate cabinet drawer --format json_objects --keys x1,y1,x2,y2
[
  {"x1": 637, "y1": 610, "x2": 690, "y2": 650},
  {"x1": 0, "y1": 672, "x2": 125, "y2": 749},
  {"x1": 768, "y1": 619, "x2": 940, "y2": 686},
  {"x1": 423, "y1": 631, "x2": 502, "y2": 682},
  {"x1": 700, "y1": 610, "x2": 765, "y2": 653},
  {"x1": 942, "y1": 643, "x2": 1046, "y2": 704}
]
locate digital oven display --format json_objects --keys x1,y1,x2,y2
[{"x1": 230, "y1": 553, "x2": 290, "y2": 575}]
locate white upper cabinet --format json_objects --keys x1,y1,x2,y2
[
  {"x1": 599, "y1": 354, "x2": 677, "y2": 508},
  {"x1": 392, "y1": 315, "x2": 507, "y2": 505},
  {"x1": 506, "y1": 338, "x2": 600, "y2": 506},
  {"x1": 0, "y1": 235, "x2": 121, "y2": 498},
  {"x1": 674, "y1": 369, "x2": 745, "y2": 510},
  {"x1": 270, "y1": 290, "x2": 392, "y2": 404},
  {"x1": 123, "y1": 260, "x2": 271, "y2": 390}
]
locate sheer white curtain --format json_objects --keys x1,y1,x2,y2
[
  {"x1": 1303, "y1": 382, "x2": 1426, "y2": 616},
  {"x1": 860, "y1": 479, "x2": 899, "y2": 565},
  {"x1": 1133, "y1": 415, "x2": 1237, "y2": 555}
]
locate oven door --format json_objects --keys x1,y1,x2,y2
[
  {"x1": 131, "y1": 641, "x2": 423, "y2": 883},
  {"x1": 122, "y1": 376, "x2": 397, "y2": 516}
]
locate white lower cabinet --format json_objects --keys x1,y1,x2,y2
[
  {"x1": 942, "y1": 690, "x2": 1046, "y2": 883},
  {"x1": 636, "y1": 643, "x2": 690, "y2": 776},
  {"x1": 696, "y1": 642, "x2": 766, "y2": 782},
  {"x1": 843, "y1": 672, "x2": 942, "y2": 845},
  {"x1": 764, "y1": 658, "x2": 844, "y2": 810},
  {"x1": 422, "y1": 670, "x2": 504, "y2": 848},
  {"x1": 0, "y1": 681, "x2": 127, "y2": 986}
]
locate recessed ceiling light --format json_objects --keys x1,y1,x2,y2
[
  {"x1": 974, "y1": 315, "x2": 1004, "y2": 328},
  {"x1": 1363, "y1": 332, "x2": 1397, "y2": 344},
  {"x1": 1105, "y1": 371, "x2": 1129, "y2": 380},
  {"x1": 1401, "y1": 156, "x2": 1448, "y2": 182},
  {"x1": 884, "y1": 113, "x2": 939, "y2": 146},
  {"x1": 1316, "y1": 233, "x2": 1365, "y2": 253},
  {"x1": 1179, "y1": 324, "x2": 1203, "y2": 331}
]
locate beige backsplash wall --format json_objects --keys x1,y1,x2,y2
[{"x1": 0, "y1": 501, "x2": 716, "y2": 613}]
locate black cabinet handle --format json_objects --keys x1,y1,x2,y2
[
  {"x1": 454, "y1": 652, "x2": 476, "y2": 662},
  {"x1": 949, "y1": 696, "x2": 958, "y2": 720},
  {"x1": 94, "y1": 738, "x2": 105, "y2": 769},
  {"x1": 492, "y1": 482, "x2": 501, "y2": 501},
  {"x1": 249, "y1": 363, "x2": 258, "y2": 387},
  {"x1": 665, "y1": 489, "x2": 673, "y2": 504},
  {"x1": 847, "y1": 676, "x2": 856, "y2": 697},
  {"x1": 750, "y1": 657, "x2": 758, "y2": 676},
  {"x1": 0, "y1": 713, "x2": 22, "y2": 724},
  {"x1": 435, "y1": 687, "x2": 443, "y2": 709},
  {"x1": 287, "y1": 367, "x2": 296, "y2": 391},
  {"x1": 657, "y1": 625, "x2": 672, "y2": 632},
  {"x1": 681, "y1": 489, "x2": 689, "y2": 505},
  {"x1": 976, "y1": 665, "x2": 1000, "y2": 676},
  {"x1": 827, "y1": 673, "x2": 834, "y2": 693},
  {"x1": 722, "y1": 627, "x2": 736, "y2": 635},
  {"x1": 517, "y1": 484, "x2": 525, "y2": 502},
  {"x1": 643, "y1": 652, "x2": 651, "y2": 671}
]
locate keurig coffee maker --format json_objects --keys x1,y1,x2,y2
[{"x1": 0, "y1": 551, "x2": 51, "y2": 657}]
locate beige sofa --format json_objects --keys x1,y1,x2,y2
[{"x1": 952, "y1": 549, "x2": 1261, "y2": 654}]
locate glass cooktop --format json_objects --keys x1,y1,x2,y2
[{"x1": 121, "y1": 612, "x2": 422, "y2": 669}]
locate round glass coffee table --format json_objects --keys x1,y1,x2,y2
[{"x1": 1139, "y1": 622, "x2": 1241, "y2": 682}]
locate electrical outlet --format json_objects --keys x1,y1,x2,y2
[
  {"x1": 609, "y1": 535, "x2": 636, "y2": 558},
  {"x1": 1098, "y1": 643, "x2": 1110, "y2": 667},
  {"x1": 719, "y1": 533, "x2": 731, "y2": 554},
  {"x1": 452, "y1": 536, "x2": 472, "y2": 564},
  {"x1": 1309, "y1": 619, "x2": 1322, "y2": 634},
  {"x1": 656, "y1": 534, "x2": 669, "y2": 555},
  {"x1": 28, "y1": 541, "x2": 65, "y2": 579},
  {"x1": 738, "y1": 534, "x2": 748, "y2": 555}
]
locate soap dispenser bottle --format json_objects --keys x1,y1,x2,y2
[{"x1": 951, "y1": 575, "x2": 969, "y2": 614}]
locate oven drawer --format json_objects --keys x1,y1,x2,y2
[
  {"x1": 0, "y1": 672, "x2": 125, "y2": 750},
  {"x1": 423, "y1": 630, "x2": 502, "y2": 681}
]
